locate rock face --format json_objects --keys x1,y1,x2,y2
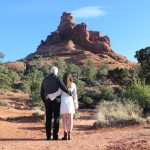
[
  {"x1": 27, "y1": 12, "x2": 129, "y2": 63},
  {"x1": 5, "y1": 61, "x2": 26, "y2": 70}
]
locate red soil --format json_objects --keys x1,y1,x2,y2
[{"x1": 0, "y1": 91, "x2": 150, "y2": 150}]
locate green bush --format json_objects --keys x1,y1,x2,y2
[
  {"x1": 81, "y1": 60, "x2": 97, "y2": 83},
  {"x1": 0, "y1": 65, "x2": 11, "y2": 89},
  {"x1": 97, "y1": 68, "x2": 108, "y2": 79},
  {"x1": 86, "y1": 89, "x2": 101, "y2": 103},
  {"x1": 52, "y1": 58, "x2": 67, "y2": 78},
  {"x1": 9, "y1": 69, "x2": 20, "y2": 83},
  {"x1": 74, "y1": 78, "x2": 85, "y2": 98},
  {"x1": 0, "y1": 73, "x2": 12, "y2": 90},
  {"x1": 0, "y1": 64, "x2": 21, "y2": 90},
  {"x1": 40, "y1": 65, "x2": 50, "y2": 76},
  {"x1": 79, "y1": 89, "x2": 102, "y2": 108},
  {"x1": 100, "y1": 79, "x2": 112, "y2": 85},
  {"x1": 29, "y1": 80, "x2": 43, "y2": 106},
  {"x1": 114, "y1": 86, "x2": 126, "y2": 99},
  {"x1": 125, "y1": 78, "x2": 150, "y2": 110},
  {"x1": 28, "y1": 70, "x2": 43, "y2": 105},
  {"x1": 20, "y1": 80, "x2": 31, "y2": 93},
  {"x1": 82, "y1": 96, "x2": 94, "y2": 108},
  {"x1": 66, "y1": 63, "x2": 81, "y2": 78},
  {"x1": 101, "y1": 88, "x2": 114, "y2": 100},
  {"x1": 108, "y1": 68, "x2": 133, "y2": 84}
]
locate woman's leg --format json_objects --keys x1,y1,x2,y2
[
  {"x1": 62, "y1": 114, "x2": 68, "y2": 132},
  {"x1": 67, "y1": 113, "x2": 74, "y2": 140},
  {"x1": 67, "y1": 113, "x2": 74, "y2": 132},
  {"x1": 61, "y1": 114, "x2": 68, "y2": 140}
]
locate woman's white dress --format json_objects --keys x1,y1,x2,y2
[{"x1": 48, "y1": 82, "x2": 78, "y2": 114}]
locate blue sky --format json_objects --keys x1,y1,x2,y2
[{"x1": 0, "y1": 0, "x2": 150, "y2": 62}]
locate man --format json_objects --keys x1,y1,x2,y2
[{"x1": 41, "y1": 66, "x2": 72, "y2": 140}]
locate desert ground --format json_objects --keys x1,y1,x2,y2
[{"x1": 0, "y1": 90, "x2": 150, "y2": 150}]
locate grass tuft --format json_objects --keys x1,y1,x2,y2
[
  {"x1": 32, "y1": 108, "x2": 44, "y2": 117},
  {"x1": 94, "y1": 100, "x2": 146, "y2": 127}
]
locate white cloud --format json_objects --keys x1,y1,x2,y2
[{"x1": 71, "y1": 6, "x2": 107, "y2": 18}]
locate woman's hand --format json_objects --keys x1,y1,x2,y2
[{"x1": 75, "y1": 109, "x2": 78, "y2": 113}]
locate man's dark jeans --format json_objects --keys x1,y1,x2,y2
[{"x1": 44, "y1": 98, "x2": 60, "y2": 140}]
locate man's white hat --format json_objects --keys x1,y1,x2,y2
[{"x1": 50, "y1": 66, "x2": 58, "y2": 75}]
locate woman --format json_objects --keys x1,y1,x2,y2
[{"x1": 46, "y1": 72, "x2": 78, "y2": 140}]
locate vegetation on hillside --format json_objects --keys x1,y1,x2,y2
[{"x1": 1, "y1": 46, "x2": 150, "y2": 127}]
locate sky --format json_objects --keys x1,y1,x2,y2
[{"x1": 0, "y1": 0, "x2": 150, "y2": 63}]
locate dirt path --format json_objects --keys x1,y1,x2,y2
[
  {"x1": 0, "y1": 110, "x2": 150, "y2": 150},
  {"x1": 0, "y1": 91, "x2": 150, "y2": 150}
]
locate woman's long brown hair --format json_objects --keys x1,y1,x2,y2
[{"x1": 63, "y1": 72, "x2": 73, "y2": 88}]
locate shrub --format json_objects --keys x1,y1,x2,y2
[
  {"x1": 0, "y1": 99, "x2": 10, "y2": 106},
  {"x1": 81, "y1": 96, "x2": 94, "y2": 108},
  {"x1": 74, "y1": 78, "x2": 85, "y2": 99},
  {"x1": 9, "y1": 69, "x2": 20, "y2": 83},
  {"x1": 66, "y1": 63, "x2": 81, "y2": 78},
  {"x1": 32, "y1": 108, "x2": 44, "y2": 117},
  {"x1": 40, "y1": 65, "x2": 50, "y2": 76},
  {"x1": 22, "y1": 68, "x2": 44, "y2": 105},
  {"x1": 146, "y1": 117, "x2": 150, "y2": 124},
  {"x1": 20, "y1": 80, "x2": 31, "y2": 93},
  {"x1": 29, "y1": 79, "x2": 43, "y2": 106},
  {"x1": 0, "y1": 88, "x2": 5, "y2": 94},
  {"x1": 52, "y1": 58, "x2": 67, "y2": 78},
  {"x1": 90, "y1": 90, "x2": 101, "y2": 103},
  {"x1": 125, "y1": 78, "x2": 150, "y2": 110},
  {"x1": 80, "y1": 89, "x2": 102, "y2": 107},
  {"x1": 108, "y1": 68, "x2": 133, "y2": 84},
  {"x1": 100, "y1": 79, "x2": 112, "y2": 85},
  {"x1": 114, "y1": 86, "x2": 126, "y2": 100},
  {"x1": 81, "y1": 60, "x2": 97, "y2": 83},
  {"x1": 0, "y1": 64, "x2": 21, "y2": 90},
  {"x1": 97, "y1": 68, "x2": 108, "y2": 79},
  {"x1": 94, "y1": 100, "x2": 143, "y2": 127},
  {"x1": 101, "y1": 88, "x2": 114, "y2": 100},
  {"x1": 0, "y1": 73, "x2": 12, "y2": 90}
]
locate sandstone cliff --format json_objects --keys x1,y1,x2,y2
[{"x1": 24, "y1": 12, "x2": 137, "y2": 69}]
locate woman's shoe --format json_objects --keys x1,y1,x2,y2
[
  {"x1": 62, "y1": 132, "x2": 67, "y2": 140},
  {"x1": 68, "y1": 132, "x2": 71, "y2": 140}
]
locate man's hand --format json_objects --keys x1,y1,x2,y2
[
  {"x1": 69, "y1": 91, "x2": 73, "y2": 96},
  {"x1": 45, "y1": 95, "x2": 49, "y2": 99}
]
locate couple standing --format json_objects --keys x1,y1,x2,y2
[{"x1": 41, "y1": 66, "x2": 78, "y2": 140}]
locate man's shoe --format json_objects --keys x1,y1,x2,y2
[
  {"x1": 53, "y1": 136, "x2": 59, "y2": 140},
  {"x1": 46, "y1": 137, "x2": 51, "y2": 140}
]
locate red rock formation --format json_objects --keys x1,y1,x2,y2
[
  {"x1": 89, "y1": 31, "x2": 103, "y2": 42},
  {"x1": 34, "y1": 12, "x2": 129, "y2": 63},
  {"x1": 58, "y1": 12, "x2": 76, "y2": 39},
  {"x1": 5, "y1": 61, "x2": 26, "y2": 70}
]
